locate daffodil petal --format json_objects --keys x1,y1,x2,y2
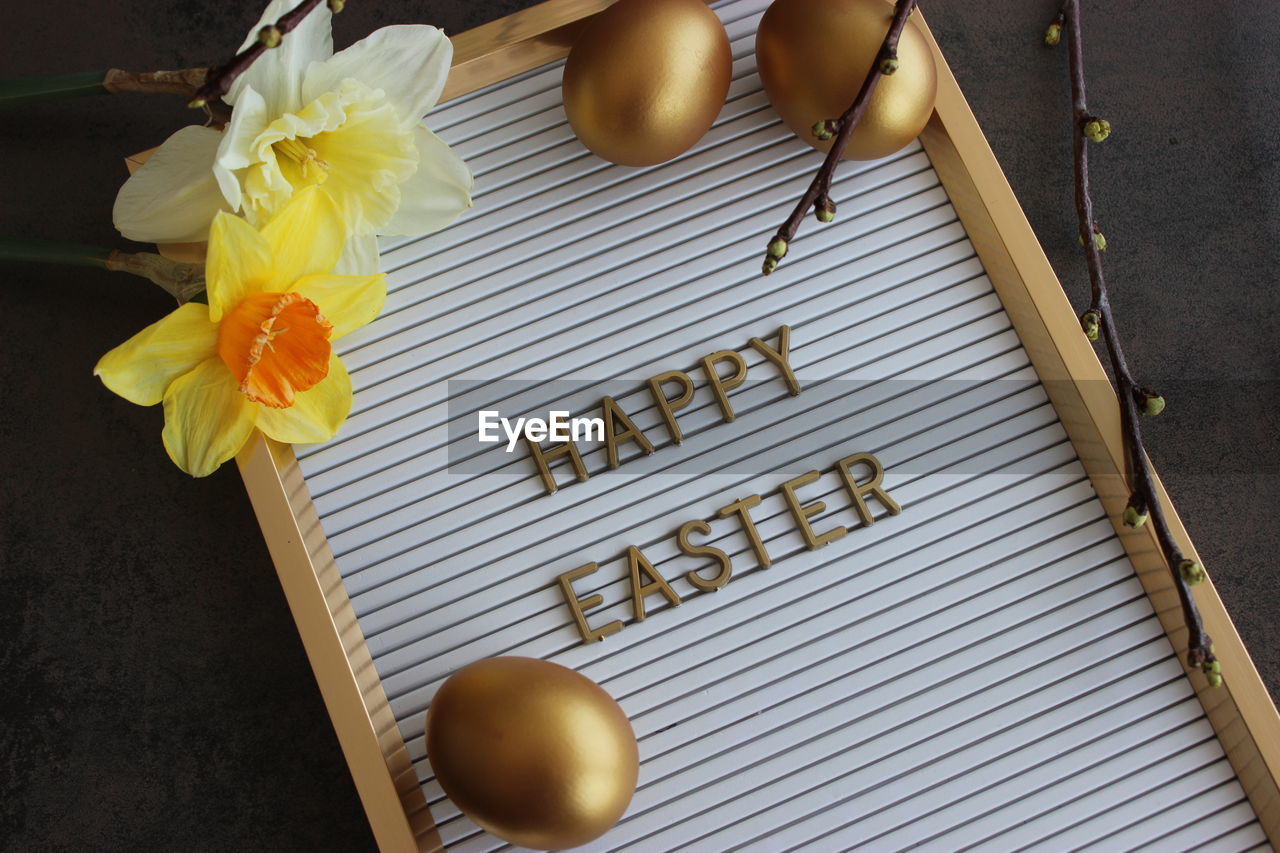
[
  {"x1": 259, "y1": 185, "x2": 347, "y2": 287},
  {"x1": 94, "y1": 303, "x2": 219, "y2": 406},
  {"x1": 161, "y1": 357, "x2": 258, "y2": 477},
  {"x1": 306, "y1": 85, "x2": 418, "y2": 234},
  {"x1": 214, "y1": 84, "x2": 270, "y2": 212},
  {"x1": 302, "y1": 25, "x2": 451, "y2": 126},
  {"x1": 112, "y1": 126, "x2": 229, "y2": 243},
  {"x1": 227, "y1": 0, "x2": 333, "y2": 118},
  {"x1": 334, "y1": 231, "x2": 382, "y2": 275},
  {"x1": 384, "y1": 126, "x2": 474, "y2": 236},
  {"x1": 207, "y1": 212, "x2": 275, "y2": 322},
  {"x1": 290, "y1": 272, "x2": 386, "y2": 339},
  {"x1": 254, "y1": 354, "x2": 351, "y2": 444}
]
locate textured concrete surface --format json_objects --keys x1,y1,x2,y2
[{"x1": 0, "y1": 1, "x2": 1275, "y2": 849}]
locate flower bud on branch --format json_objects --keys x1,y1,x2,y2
[
  {"x1": 1135, "y1": 387, "x2": 1165, "y2": 416},
  {"x1": 815, "y1": 195, "x2": 836, "y2": 223},
  {"x1": 1082, "y1": 116, "x2": 1111, "y2": 142},
  {"x1": 761, "y1": 0, "x2": 920, "y2": 274},
  {"x1": 190, "y1": 0, "x2": 335, "y2": 109}
]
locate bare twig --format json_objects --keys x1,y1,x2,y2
[
  {"x1": 761, "y1": 0, "x2": 921, "y2": 274},
  {"x1": 188, "y1": 0, "x2": 342, "y2": 109},
  {"x1": 102, "y1": 67, "x2": 210, "y2": 98},
  {"x1": 1051, "y1": 0, "x2": 1218, "y2": 684}
]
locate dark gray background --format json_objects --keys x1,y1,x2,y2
[{"x1": 1, "y1": 1, "x2": 1275, "y2": 848}]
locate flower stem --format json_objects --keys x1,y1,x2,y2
[
  {"x1": 0, "y1": 236, "x2": 111, "y2": 267},
  {"x1": 0, "y1": 68, "x2": 214, "y2": 109},
  {"x1": 0, "y1": 237, "x2": 205, "y2": 304},
  {"x1": 0, "y1": 72, "x2": 109, "y2": 107}
]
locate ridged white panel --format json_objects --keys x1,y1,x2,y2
[{"x1": 294, "y1": 0, "x2": 1265, "y2": 849}]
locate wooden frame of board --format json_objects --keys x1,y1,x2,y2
[{"x1": 229, "y1": 1, "x2": 1280, "y2": 849}]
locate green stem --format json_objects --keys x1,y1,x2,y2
[
  {"x1": 0, "y1": 237, "x2": 110, "y2": 267},
  {"x1": 0, "y1": 71, "x2": 109, "y2": 107}
]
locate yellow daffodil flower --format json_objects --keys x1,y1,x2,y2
[
  {"x1": 96, "y1": 187, "x2": 386, "y2": 477},
  {"x1": 112, "y1": 0, "x2": 472, "y2": 271}
]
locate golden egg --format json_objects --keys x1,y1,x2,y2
[
  {"x1": 562, "y1": 0, "x2": 732, "y2": 166},
  {"x1": 425, "y1": 656, "x2": 640, "y2": 850},
  {"x1": 756, "y1": 0, "x2": 938, "y2": 160}
]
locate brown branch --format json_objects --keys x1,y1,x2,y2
[
  {"x1": 188, "y1": 0, "x2": 342, "y2": 109},
  {"x1": 104, "y1": 250, "x2": 206, "y2": 305},
  {"x1": 102, "y1": 67, "x2": 210, "y2": 98},
  {"x1": 1053, "y1": 0, "x2": 1218, "y2": 684},
  {"x1": 761, "y1": 0, "x2": 921, "y2": 274}
]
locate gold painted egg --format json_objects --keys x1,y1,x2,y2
[
  {"x1": 756, "y1": 0, "x2": 938, "y2": 160},
  {"x1": 425, "y1": 656, "x2": 640, "y2": 850},
  {"x1": 562, "y1": 0, "x2": 732, "y2": 167}
]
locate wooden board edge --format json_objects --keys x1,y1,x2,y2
[
  {"x1": 236, "y1": 432, "x2": 442, "y2": 852},
  {"x1": 912, "y1": 12, "x2": 1280, "y2": 844}
]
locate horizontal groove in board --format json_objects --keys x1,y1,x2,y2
[
  {"x1": 1078, "y1": 783, "x2": 1258, "y2": 853},
  {"x1": 867, "y1": 700, "x2": 1212, "y2": 850},
  {"x1": 606, "y1": 650, "x2": 1188, "y2": 852},
  {"x1": 1130, "y1": 802, "x2": 1267, "y2": 853},
  {"x1": 292, "y1": 0, "x2": 1264, "y2": 847},
  {"x1": 1022, "y1": 756, "x2": 1240, "y2": 853}
]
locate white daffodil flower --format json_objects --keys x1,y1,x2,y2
[{"x1": 113, "y1": 0, "x2": 472, "y2": 270}]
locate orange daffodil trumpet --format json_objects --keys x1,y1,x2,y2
[
  {"x1": 95, "y1": 187, "x2": 385, "y2": 476},
  {"x1": 112, "y1": 0, "x2": 472, "y2": 272}
]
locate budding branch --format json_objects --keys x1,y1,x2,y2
[
  {"x1": 189, "y1": 0, "x2": 338, "y2": 109},
  {"x1": 1050, "y1": 0, "x2": 1217, "y2": 682},
  {"x1": 761, "y1": 0, "x2": 920, "y2": 274}
]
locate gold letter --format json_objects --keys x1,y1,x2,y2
[
  {"x1": 779, "y1": 470, "x2": 847, "y2": 550},
  {"x1": 556, "y1": 563, "x2": 624, "y2": 644},
  {"x1": 748, "y1": 325, "x2": 801, "y2": 396},
  {"x1": 835, "y1": 452, "x2": 903, "y2": 526},
  {"x1": 602, "y1": 395, "x2": 655, "y2": 469},
  {"x1": 526, "y1": 435, "x2": 589, "y2": 496},
  {"x1": 627, "y1": 545, "x2": 681, "y2": 621},
  {"x1": 678, "y1": 519, "x2": 733, "y2": 592},
  {"x1": 647, "y1": 370, "x2": 696, "y2": 445},
  {"x1": 717, "y1": 494, "x2": 772, "y2": 569},
  {"x1": 701, "y1": 349, "x2": 748, "y2": 423}
]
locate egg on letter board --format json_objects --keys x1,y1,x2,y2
[
  {"x1": 756, "y1": 0, "x2": 937, "y2": 160},
  {"x1": 562, "y1": 0, "x2": 732, "y2": 167},
  {"x1": 425, "y1": 656, "x2": 640, "y2": 850}
]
